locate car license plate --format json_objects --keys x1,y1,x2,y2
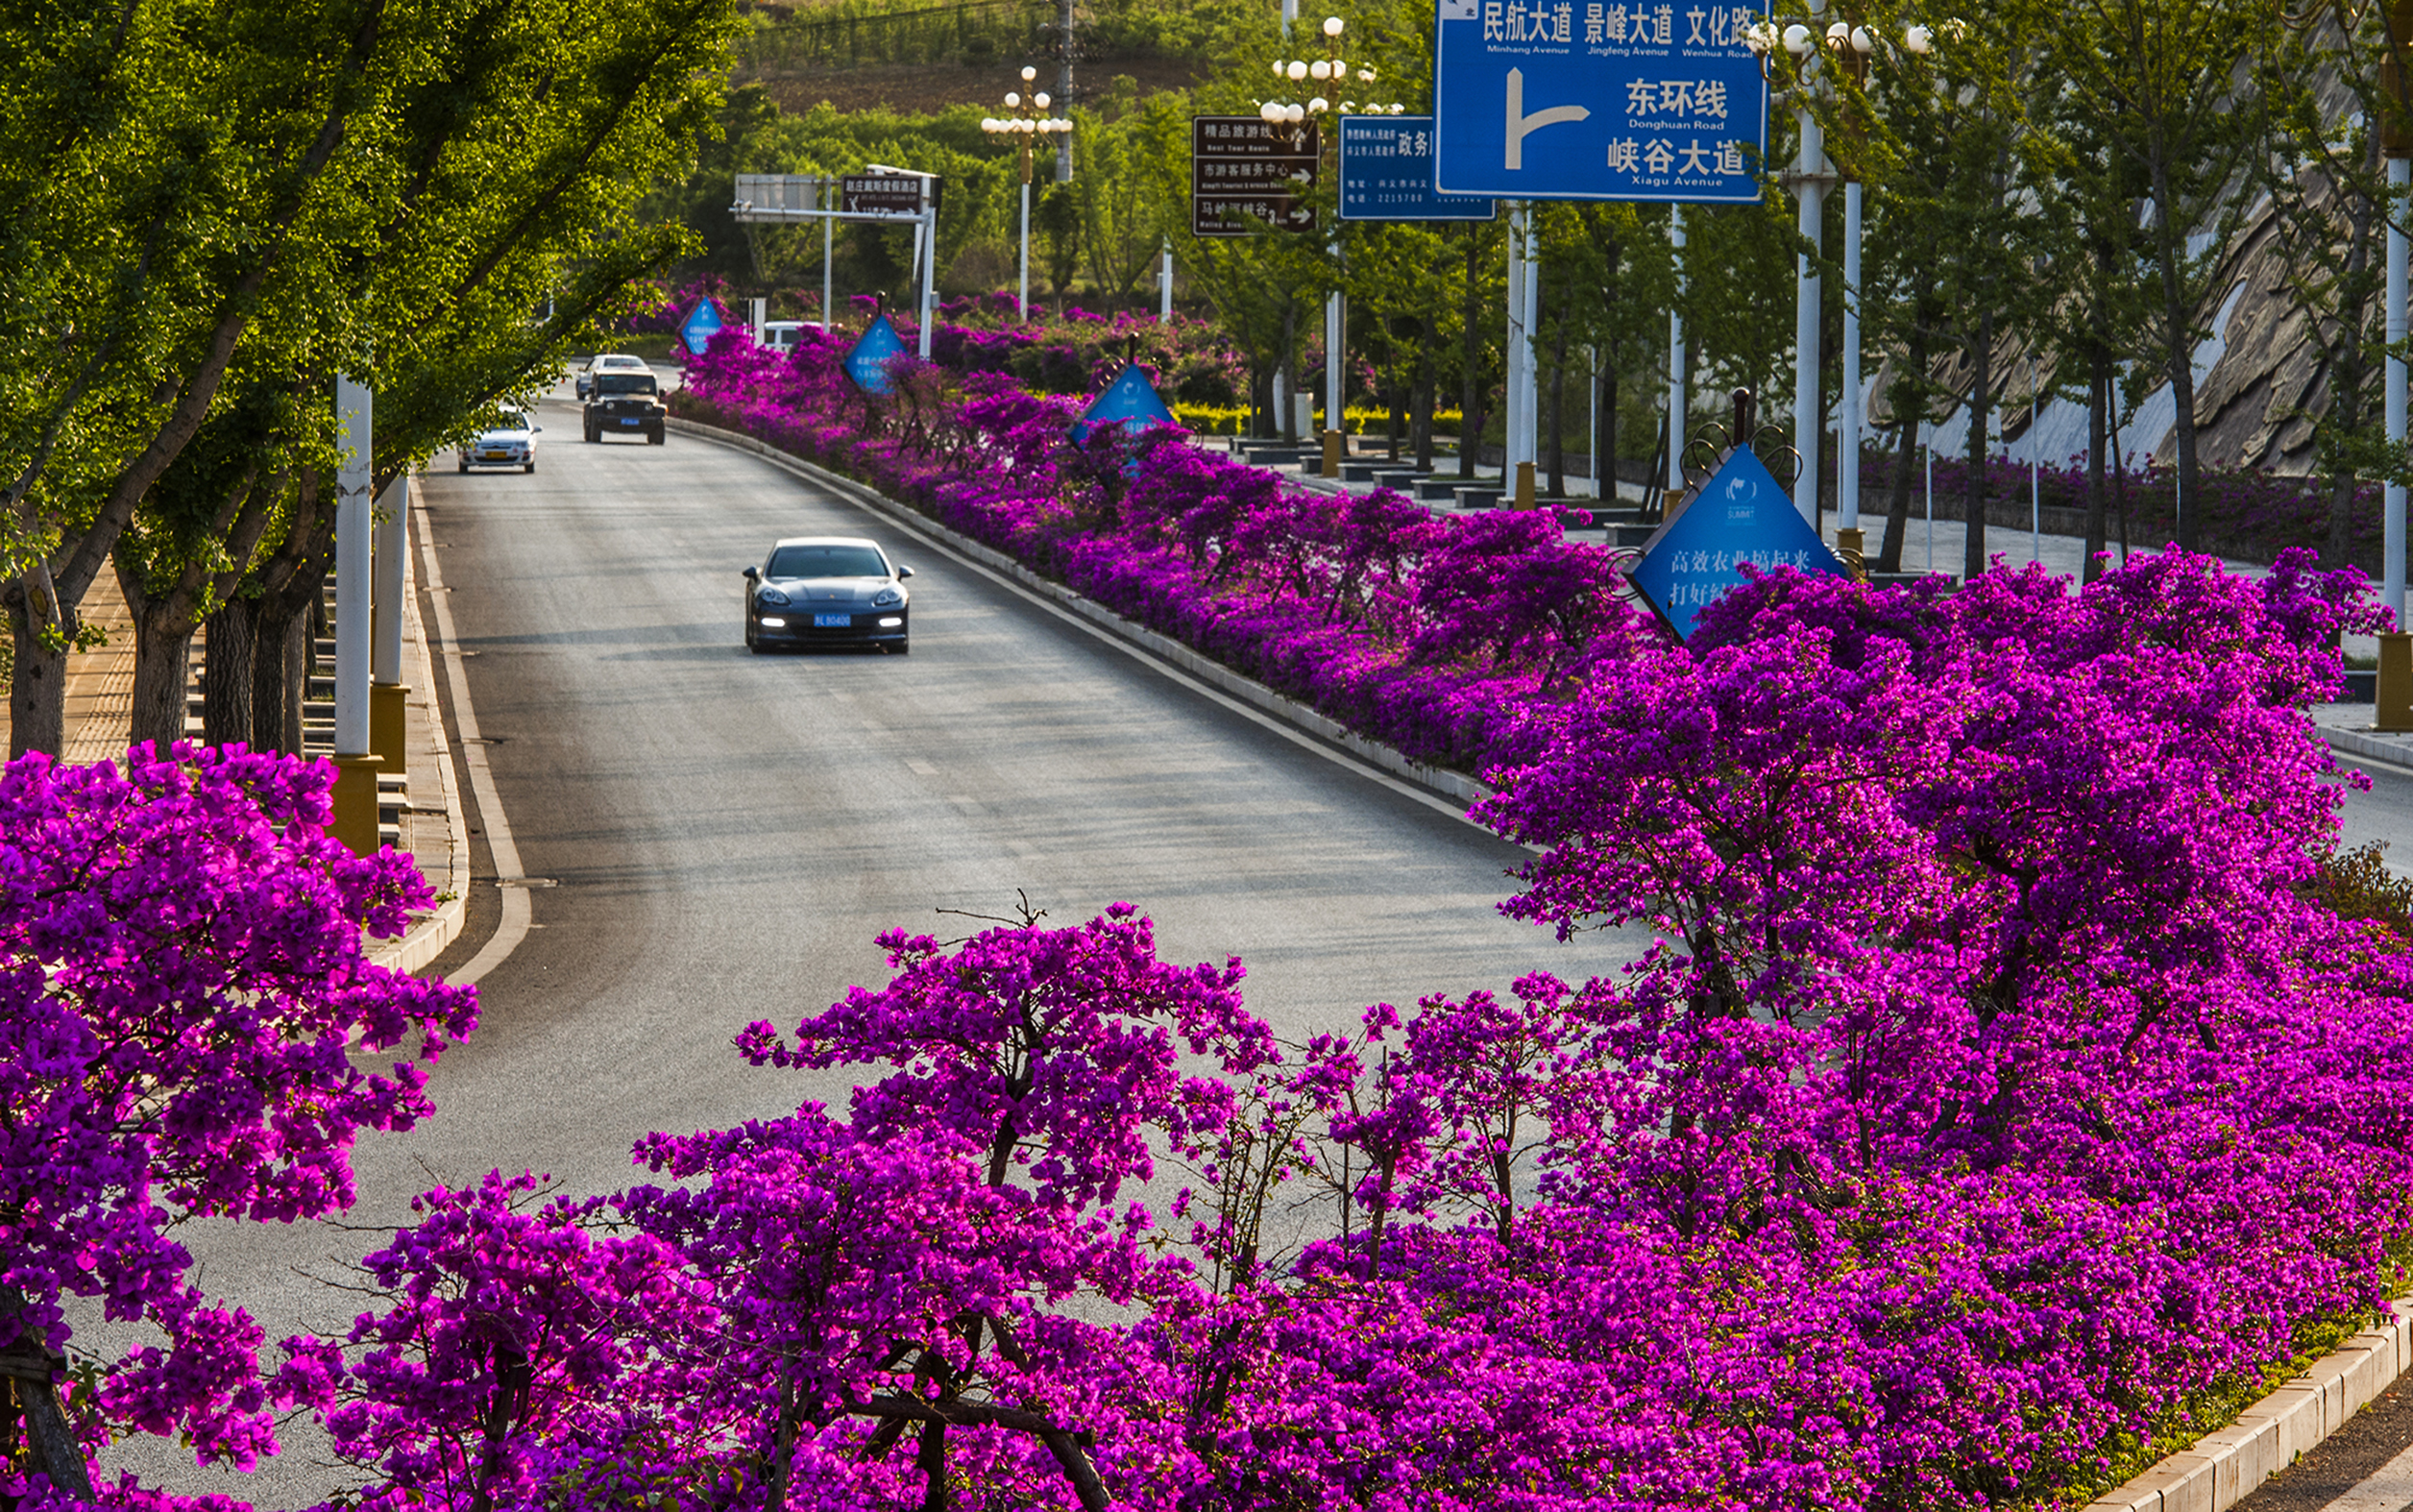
[
  {"x1": 620, "y1": 417, "x2": 641, "y2": 427},
  {"x1": 480, "y1": 451, "x2": 508, "y2": 459},
  {"x1": 814, "y1": 613, "x2": 851, "y2": 627}
]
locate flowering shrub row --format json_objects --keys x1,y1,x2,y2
[
  {"x1": 12, "y1": 549, "x2": 2407, "y2": 1512},
  {"x1": 670, "y1": 327, "x2": 1630, "y2": 774}
]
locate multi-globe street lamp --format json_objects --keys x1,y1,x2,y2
[
  {"x1": 1255, "y1": 16, "x2": 1404, "y2": 473},
  {"x1": 981, "y1": 67, "x2": 1071, "y2": 323},
  {"x1": 1746, "y1": 12, "x2": 1932, "y2": 562}
]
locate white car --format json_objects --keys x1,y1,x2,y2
[
  {"x1": 460, "y1": 410, "x2": 540, "y2": 474},
  {"x1": 575, "y1": 353, "x2": 651, "y2": 401},
  {"x1": 762, "y1": 321, "x2": 804, "y2": 354}
]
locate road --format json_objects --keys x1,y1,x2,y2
[
  {"x1": 123, "y1": 407, "x2": 1643, "y2": 1503},
  {"x1": 123, "y1": 405, "x2": 2413, "y2": 1508}
]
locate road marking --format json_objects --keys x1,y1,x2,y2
[
  {"x1": 905, "y1": 758, "x2": 938, "y2": 775},
  {"x1": 415, "y1": 500, "x2": 535, "y2": 988}
]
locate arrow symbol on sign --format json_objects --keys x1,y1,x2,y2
[{"x1": 1503, "y1": 67, "x2": 1590, "y2": 170}]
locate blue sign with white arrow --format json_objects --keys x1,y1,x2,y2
[
  {"x1": 843, "y1": 316, "x2": 907, "y2": 395},
  {"x1": 1068, "y1": 365, "x2": 1177, "y2": 444},
  {"x1": 1626, "y1": 445, "x2": 1846, "y2": 640},
  {"x1": 1431, "y1": 0, "x2": 1769, "y2": 203},
  {"x1": 1340, "y1": 116, "x2": 1498, "y2": 221},
  {"x1": 679, "y1": 297, "x2": 726, "y2": 356}
]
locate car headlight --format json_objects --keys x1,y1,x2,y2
[
  {"x1": 877, "y1": 616, "x2": 903, "y2": 627},
  {"x1": 759, "y1": 616, "x2": 787, "y2": 628},
  {"x1": 758, "y1": 589, "x2": 790, "y2": 606},
  {"x1": 872, "y1": 588, "x2": 902, "y2": 607}
]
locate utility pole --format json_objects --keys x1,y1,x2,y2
[
  {"x1": 2379, "y1": 0, "x2": 2413, "y2": 727},
  {"x1": 1055, "y1": 0, "x2": 1075, "y2": 183}
]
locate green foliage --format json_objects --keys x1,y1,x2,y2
[{"x1": 2310, "y1": 841, "x2": 2413, "y2": 943}]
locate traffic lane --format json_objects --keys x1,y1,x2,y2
[
  {"x1": 2334, "y1": 756, "x2": 2413, "y2": 866},
  {"x1": 390, "y1": 410, "x2": 1639, "y2": 1202}
]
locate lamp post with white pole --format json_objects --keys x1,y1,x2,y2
[
  {"x1": 1260, "y1": 16, "x2": 1401, "y2": 473},
  {"x1": 982, "y1": 71, "x2": 1072, "y2": 323},
  {"x1": 1780, "y1": 12, "x2": 1829, "y2": 527},
  {"x1": 2378, "y1": 0, "x2": 2413, "y2": 728}
]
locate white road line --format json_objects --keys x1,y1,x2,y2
[{"x1": 413, "y1": 498, "x2": 534, "y2": 988}]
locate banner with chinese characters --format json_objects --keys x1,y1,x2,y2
[
  {"x1": 1430, "y1": 0, "x2": 1769, "y2": 203},
  {"x1": 1191, "y1": 116, "x2": 1320, "y2": 236},
  {"x1": 1339, "y1": 116, "x2": 1498, "y2": 221},
  {"x1": 1626, "y1": 445, "x2": 1846, "y2": 639}
]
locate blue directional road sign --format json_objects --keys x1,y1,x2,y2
[
  {"x1": 1339, "y1": 116, "x2": 1497, "y2": 222},
  {"x1": 1627, "y1": 446, "x2": 1846, "y2": 640},
  {"x1": 1069, "y1": 365, "x2": 1176, "y2": 444},
  {"x1": 1431, "y1": 0, "x2": 1768, "y2": 202},
  {"x1": 679, "y1": 297, "x2": 725, "y2": 356},
  {"x1": 844, "y1": 316, "x2": 906, "y2": 395}
]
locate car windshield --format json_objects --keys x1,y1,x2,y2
[
  {"x1": 596, "y1": 375, "x2": 656, "y2": 396},
  {"x1": 486, "y1": 412, "x2": 528, "y2": 432},
  {"x1": 768, "y1": 544, "x2": 888, "y2": 578}
]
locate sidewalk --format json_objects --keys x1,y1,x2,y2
[{"x1": 0, "y1": 481, "x2": 469, "y2": 976}]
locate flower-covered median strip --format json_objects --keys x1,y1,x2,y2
[
  {"x1": 6, "y1": 330, "x2": 2411, "y2": 1512},
  {"x1": 670, "y1": 327, "x2": 1634, "y2": 778}
]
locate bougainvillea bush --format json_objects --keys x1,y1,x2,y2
[
  {"x1": 0, "y1": 744, "x2": 476, "y2": 1497},
  {"x1": 210, "y1": 549, "x2": 2413, "y2": 1512},
  {"x1": 670, "y1": 329, "x2": 1633, "y2": 774}
]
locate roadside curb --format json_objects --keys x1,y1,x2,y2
[
  {"x1": 2082, "y1": 1301, "x2": 2413, "y2": 1512},
  {"x1": 363, "y1": 475, "x2": 468, "y2": 977},
  {"x1": 667, "y1": 416, "x2": 1496, "y2": 813},
  {"x1": 2321, "y1": 725, "x2": 2413, "y2": 776}
]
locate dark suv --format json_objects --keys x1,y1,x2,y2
[{"x1": 583, "y1": 372, "x2": 666, "y2": 445}]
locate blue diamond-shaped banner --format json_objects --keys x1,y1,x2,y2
[
  {"x1": 844, "y1": 316, "x2": 907, "y2": 395},
  {"x1": 1068, "y1": 364, "x2": 1176, "y2": 444},
  {"x1": 1627, "y1": 447, "x2": 1849, "y2": 640},
  {"x1": 679, "y1": 297, "x2": 725, "y2": 356}
]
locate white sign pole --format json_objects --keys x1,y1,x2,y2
[
  {"x1": 1159, "y1": 238, "x2": 1174, "y2": 321},
  {"x1": 1667, "y1": 205, "x2": 1687, "y2": 499},
  {"x1": 918, "y1": 203, "x2": 937, "y2": 359},
  {"x1": 1840, "y1": 180, "x2": 1862, "y2": 534},
  {"x1": 821, "y1": 180, "x2": 835, "y2": 331},
  {"x1": 1793, "y1": 101, "x2": 1825, "y2": 524}
]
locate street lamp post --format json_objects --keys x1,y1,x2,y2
[
  {"x1": 2380, "y1": 0, "x2": 2413, "y2": 728},
  {"x1": 981, "y1": 70, "x2": 1071, "y2": 323},
  {"x1": 1261, "y1": 16, "x2": 1401, "y2": 475},
  {"x1": 1781, "y1": 12, "x2": 1829, "y2": 528}
]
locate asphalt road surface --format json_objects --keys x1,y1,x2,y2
[
  {"x1": 121, "y1": 407, "x2": 2413, "y2": 1509},
  {"x1": 123, "y1": 409, "x2": 1643, "y2": 1503}
]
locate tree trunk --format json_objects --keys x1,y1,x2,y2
[
  {"x1": 1962, "y1": 307, "x2": 1993, "y2": 582},
  {"x1": 2148, "y1": 154, "x2": 2199, "y2": 549},
  {"x1": 124, "y1": 597, "x2": 196, "y2": 756},
  {"x1": 1879, "y1": 416, "x2": 1916, "y2": 573},
  {"x1": 2085, "y1": 355, "x2": 2108, "y2": 582},
  {"x1": 1413, "y1": 315, "x2": 1437, "y2": 473},
  {"x1": 2328, "y1": 151, "x2": 2378, "y2": 571},
  {"x1": 1546, "y1": 296, "x2": 1569, "y2": 500},
  {"x1": 1878, "y1": 326, "x2": 1926, "y2": 573},
  {"x1": 4, "y1": 564, "x2": 74, "y2": 759},
  {"x1": 916, "y1": 1419, "x2": 949, "y2": 1512},
  {"x1": 1602, "y1": 362, "x2": 1619, "y2": 506},
  {"x1": 203, "y1": 598, "x2": 256, "y2": 747}
]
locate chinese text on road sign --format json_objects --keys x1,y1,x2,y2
[{"x1": 1432, "y1": 0, "x2": 1769, "y2": 202}]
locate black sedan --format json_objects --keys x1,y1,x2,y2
[{"x1": 743, "y1": 536, "x2": 914, "y2": 653}]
